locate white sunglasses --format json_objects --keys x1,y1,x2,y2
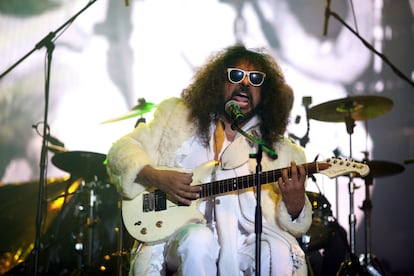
[{"x1": 227, "y1": 68, "x2": 266, "y2": 87}]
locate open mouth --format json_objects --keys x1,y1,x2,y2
[{"x1": 232, "y1": 92, "x2": 251, "y2": 108}]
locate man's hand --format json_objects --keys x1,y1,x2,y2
[
  {"x1": 136, "y1": 165, "x2": 201, "y2": 205},
  {"x1": 277, "y1": 161, "x2": 306, "y2": 219}
]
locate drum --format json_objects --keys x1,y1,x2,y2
[
  {"x1": 18, "y1": 178, "x2": 121, "y2": 275},
  {"x1": 299, "y1": 191, "x2": 336, "y2": 252}
]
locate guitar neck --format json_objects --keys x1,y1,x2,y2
[{"x1": 199, "y1": 161, "x2": 322, "y2": 198}]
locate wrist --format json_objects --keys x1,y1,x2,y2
[{"x1": 135, "y1": 165, "x2": 156, "y2": 186}]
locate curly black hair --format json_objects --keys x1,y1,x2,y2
[{"x1": 181, "y1": 44, "x2": 294, "y2": 151}]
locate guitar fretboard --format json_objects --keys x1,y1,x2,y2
[{"x1": 199, "y1": 162, "x2": 320, "y2": 198}]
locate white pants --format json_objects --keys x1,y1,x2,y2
[
  {"x1": 165, "y1": 223, "x2": 220, "y2": 275},
  {"x1": 131, "y1": 223, "x2": 298, "y2": 276}
]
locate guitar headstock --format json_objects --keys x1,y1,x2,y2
[{"x1": 320, "y1": 158, "x2": 370, "y2": 178}]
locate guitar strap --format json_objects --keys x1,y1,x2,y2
[{"x1": 213, "y1": 120, "x2": 225, "y2": 163}]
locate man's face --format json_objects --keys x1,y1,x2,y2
[{"x1": 223, "y1": 61, "x2": 265, "y2": 118}]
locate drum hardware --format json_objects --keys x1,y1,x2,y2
[
  {"x1": 44, "y1": 176, "x2": 104, "y2": 271},
  {"x1": 48, "y1": 168, "x2": 106, "y2": 271},
  {"x1": 300, "y1": 191, "x2": 337, "y2": 253},
  {"x1": 335, "y1": 114, "x2": 363, "y2": 274},
  {"x1": 358, "y1": 169, "x2": 381, "y2": 276},
  {"x1": 49, "y1": 176, "x2": 119, "y2": 274},
  {"x1": 0, "y1": 175, "x2": 117, "y2": 275},
  {"x1": 308, "y1": 95, "x2": 394, "y2": 275},
  {"x1": 50, "y1": 151, "x2": 126, "y2": 274},
  {"x1": 357, "y1": 153, "x2": 404, "y2": 276},
  {"x1": 288, "y1": 96, "x2": 312, "y2": 147},
  {"x1": 86, "y1": 178, "x2": 98, "y2": 267},
  {"x1": 100, "y1": 98, "x2": 156, "y2": 124}
]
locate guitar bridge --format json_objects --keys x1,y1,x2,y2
[{"x1": 143, "y1": 189, "x2": 167, "y2": 212}]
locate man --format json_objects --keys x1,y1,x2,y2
[{"x1": 107, "y1": 45, "x2": 312, "y2": 275}]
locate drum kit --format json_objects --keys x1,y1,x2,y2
[
  {"x1": 1, "y1": 153, "x2": 121, "y2": 275},
  {"x1": 300, "y1": 95, "x2": 406, "y2": 275}
]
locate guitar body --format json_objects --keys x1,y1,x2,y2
[
  {"x1": 122, "y1": 161, "x2": 217, "y2": 243},
  {"x1": 122, "y1": 192, "x2": 205, "y2": 243}
]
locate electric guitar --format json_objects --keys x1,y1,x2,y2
[{"x1": 122, "y1": 158, "x2": 369, "y2": 243}]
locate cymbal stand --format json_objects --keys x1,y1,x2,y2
[
  {"x1": 86, "y1": 179, "x2": 98, "y2": 267},
  {"x1": 360, "y1": 153, "x2": 383, "y2": 276},
  {"x1": 338, "y1": 114, "x2": 365, "y2": 275},
  {"x1": 345, "y1": 115, "x2": 357, "y2": 255}
]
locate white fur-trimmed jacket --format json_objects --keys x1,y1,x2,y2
[{"x1": 107, "y1": 97, "x2": 312, "y2": 275}]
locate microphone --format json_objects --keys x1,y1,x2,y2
[
  {"x1": 45, "y1": 134, "x2": 65, "y2": 147},
  {"x1": 225, "y1": 100, "x2": 244, "y2": 123},
  {"x1": 323, "y1": 0, "x2": 331, "y2": 36}
]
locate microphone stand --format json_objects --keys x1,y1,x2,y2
[
  {"x1": 0, "y1": 0, "x2": 98, "y2": 80},
  {"x1": 230, "y1": 122, "x2": 277, "y2": 276},
  {"x1": 0, "y1": 1, "x2": 99, "y2": 274},
  {"x1": 326, "y1": 9, "x2": 414, "y2": 88},
  {"x1": 33, "y1": 38, "x2": 54, "y2": 276}
]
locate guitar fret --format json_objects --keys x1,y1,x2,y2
[
  {"x1": 230, "y1": 178, "x2": 234, "y2": 191},
  {"x1": 229, "y1": 178, "x2": 235, "y2": 191},
  {"x1": 202, "y1": 183, "x2": 209, "y2": 197},
  {"x1": 225, "y1": 179, "x2": 231, "y2": 192},
  {"x1": 223, "y1": 179, "x2": 228, "y2": 192},
  {"x1": 243, "y1": 175, "x2": 249, "y2": 189},
  {"x1": 263, "y1": 171, "x2": 268, "y2": 184}
]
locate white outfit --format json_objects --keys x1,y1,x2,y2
[{"x1": 107, "y1": 97, "x2": 313, "y2": 275}]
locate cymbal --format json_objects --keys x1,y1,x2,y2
[
  {"x1": 52, "y1": 151, "x2": 107, "y2": 180},
  {"x1": 101, "y1": 100, "x2": 156, "y2": 124},
  {"x1": 365, "y1": 160, "x2": 405, "y2": 178},
  {"x1": 308, "y1": 95, "x2": 393, "y2": 122}
]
